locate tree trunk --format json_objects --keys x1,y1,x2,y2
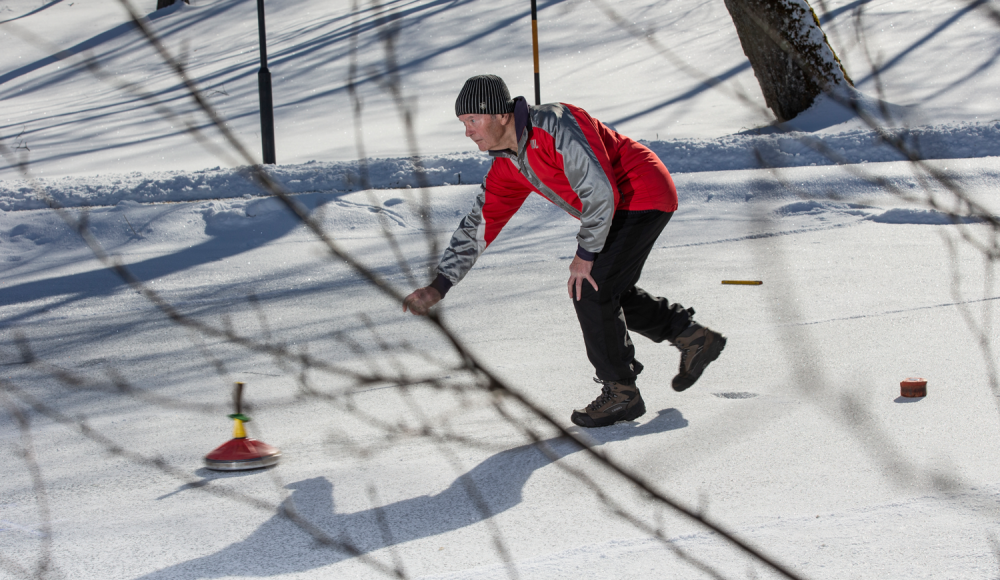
[
  {"x1": 156, "y1": 0, "x2": 189, "y2": 9},
  {"x1": 724, "y1": 0, "x2": 852, "y2": 122}
]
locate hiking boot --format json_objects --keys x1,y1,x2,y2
[
  {"x1": 571, "y1": 379, "x2": 646, "y2": 428},
  {"x1": 672, "y1": 323, "x2": 727, "y2": 392}
]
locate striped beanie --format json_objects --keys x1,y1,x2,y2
[{"x1": 455, "y1": 74, "x2": 514, "y2": 116}]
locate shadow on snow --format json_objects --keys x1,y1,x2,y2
[
  {"x1": 140, "y1": 408, "x2": 687, "y2": 578},
  {"x1": 0, "y1": 192, "x2": 336, "y2": 326}
]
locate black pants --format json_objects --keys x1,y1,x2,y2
[{"x1": 573, "y1": 210, "x2": 693, "y2": 384}]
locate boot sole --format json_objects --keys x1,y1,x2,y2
[
  {"x1": 571, "y1": 397, "x2": 647, "y2": 428},
  {"x1": 673, "y1": 335, "x2": 727, "y2": 392}
]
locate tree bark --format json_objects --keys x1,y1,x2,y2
[{"x1": 724, "y1": 0, "x2": 852, "y2": 122}]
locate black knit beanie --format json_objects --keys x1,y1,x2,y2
[{"x1": 455, "y1": 74, "x2": 514, "y2": 116}]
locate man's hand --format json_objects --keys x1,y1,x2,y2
[
  {"x1": 568, "y1": 255, "x2": 598, "y2": 301},
  {"x1": 403, "y1": 287, "x2": 442, "y2": 315}
]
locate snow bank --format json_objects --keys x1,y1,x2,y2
[
  {"x1": 646, "y1": 121, "x2": 1000, "y2": 174},
  {"x1": 0, "y1": 153, "x2": 491, "y2": 211},
  {"x1": 3, "y1": 122, "x2": 998, "y2": 211}
]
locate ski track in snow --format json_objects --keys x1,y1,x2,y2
[{"x1": 791, "y1": 295, "x2": 1000, "y2": 327}]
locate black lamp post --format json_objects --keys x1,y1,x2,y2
[{"x1": 256, "y1": 0, "x2": 276, "y2": 164}]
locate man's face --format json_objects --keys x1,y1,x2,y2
[{"x1": 459, "y1": 113, "x2": 509, "y2": 151}]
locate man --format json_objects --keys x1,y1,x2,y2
[{"x1": 403, "y1": 75, "x2": 726, "y2": 428}]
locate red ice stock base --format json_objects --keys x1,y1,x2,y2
[
  {"x1": 900, "y1": 377, "x2": 927, "y2": 398},
  {"x1": 204, "y1": 382, "x2": 281, "y2": 471}
]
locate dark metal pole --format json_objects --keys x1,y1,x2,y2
[
  {"x1": 256, "y1": 0, "x2": 276, "y2": 164},
  {"x1": 530, "y1": 0, "x2": 540, "y2": 105}
]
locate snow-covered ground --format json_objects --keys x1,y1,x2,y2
[{"x1": 2, "y1": 0, "x2": 1000, "y2": 579}]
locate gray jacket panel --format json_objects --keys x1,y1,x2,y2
[
  {"x1": 435, "y1": 182, "x2": 488, "y2": 286},
  {"x1": 529, "y1": 103, "x2": 616, "y2": 253}
]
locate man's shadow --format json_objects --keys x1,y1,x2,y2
[{"x1": 139, "y1": 408, "x2": 687, "y2": 578}]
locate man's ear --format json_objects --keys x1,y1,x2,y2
[{"x1": 499, "y1": 113, "x2": 513, "y2": 125}]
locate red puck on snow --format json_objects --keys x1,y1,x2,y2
[
  {"x1": 205, "y1": 437, "x2": 281, "y2": 471},
  {"x1": 204, "y1": 382, "x2": 281, "y2": 471},
  {"x1": 900, "y1": 377, "x2": 927, "y2": 398}
]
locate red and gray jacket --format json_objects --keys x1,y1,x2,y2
[{"x1": 431, "y1": 96, "x2": 678, "y2": 296}]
